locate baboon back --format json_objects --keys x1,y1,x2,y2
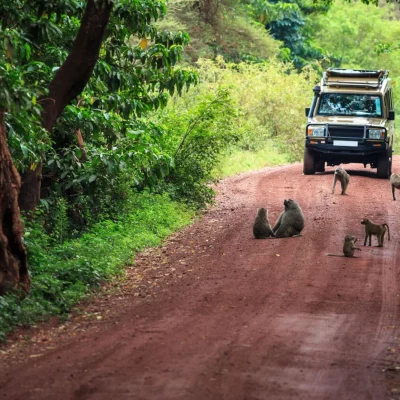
[
  {"x1": 273, "y1": 200, "x2": 304, "y2": 238},
  {"x1": 253, "y1": 208, "x2": 274, "y2": 239}
]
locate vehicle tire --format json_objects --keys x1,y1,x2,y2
[
  {"x1": 315, "y1": 158, "x2": 325, "y2": 173},
  {"x1": 303, "y1": 148, "x2": 315, "y2": 175},
  {"x1": 376, "y1": 150, "x2": 390, "y2": 179}
]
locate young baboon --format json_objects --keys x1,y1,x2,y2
[
  {"x1": 327, "y1": 235, "x2": 362, "y2": 258},
  {"x1": 273, "y1": 199, "x2": 304, "y2": 238},
  {"x1": 253, "y1": 208, "x2": 275, "y2": 239},
  {"x1": 332, "y1": 166, "x2": 350, "y2": 195},
  {"x1": 390, "y1": 173, "x2": 400, "y2": 201},
  {"x1": 343, "y1": 235, "x2": 362, "y2": 257},
  {"x1": 360, "y1": 218, "x2": 391, "y2": 247}
]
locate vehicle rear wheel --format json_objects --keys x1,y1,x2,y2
[
  {"x1": 376, "y1": 150, "x2": 391, "y2": 179},
  {"x1": 315, "y1": 158, "x2": 325, "y2": 173},
  {"x1": 303, "y1": 148, "x2": 315, "y2": 175}
]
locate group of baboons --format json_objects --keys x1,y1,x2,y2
[
  {"x1": 253, "y1": 166, "x2": 399, "y2": 257},
  {"x1": 253, "y1": 199, "x2": 304, "y2": 239}
]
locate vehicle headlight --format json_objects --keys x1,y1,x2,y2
[
  {"x1": 368, "y1": 128, "x2": 385, "y2": 139},
  {"x1": 307, "y1": 126, "x2": 325, "y2": 137}
]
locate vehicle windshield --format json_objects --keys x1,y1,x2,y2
[{"x1": 317, "y1": 93, "x2": 382, "y2": 118}]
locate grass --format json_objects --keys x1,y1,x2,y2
[
  {"x1": 0, "y1": 191, "x2": 194, "y2": 342},
  {"x1": 215, "y1": 142, "x2": 290, "y2": 178}
]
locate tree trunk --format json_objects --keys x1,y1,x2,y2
[
  {"x1": 19, "y1": 0, "x2": 113, "y2": 210},
  {"x1": 0, "y1": 109, "x2": 30, "y2": 295}
]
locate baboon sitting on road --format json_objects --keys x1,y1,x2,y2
[
  {"x1": 253, "y1": 208, "x2": 275, "y2": 239},
  {"x1": 361, "y1": 218, "x2": 390, "y2": 247},
  {"x1": 343, "y1": 235, "x2": 362, "y2": 257},
  {"x1": 273, "y1": 199, "x2": 304, "y2": 238},
  {"x1": 332, "y1": 166, "x2": 350, "y2": 195},
  {"x1": 327, "y1": 235, "x2": 361, "y2": 258}
]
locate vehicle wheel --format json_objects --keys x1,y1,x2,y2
[
  {"x1": 303, "y1": 148, "x2": 315, "y2": 175},
  {"x1": 376, "y1": 151, "x2": 390, "y2": 179},
  {"x1": 389, "y1": 147, "x2": 393, "y2": 176},
  {"x1": 315, "y1": 158, "x2": 325, "y2": 173}
]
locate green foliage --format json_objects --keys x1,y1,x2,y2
[
  {"x1": 148, "y1": 57, "x2": 313, "y2": 200},
  {"x1": 191, "y1": 57, "x2": 316, "y2": 162},
  {"x1": 153, "y1": 86, "x2": 238, "y2": 207},
  {"x1": 242, "y1": 0, "x2": 330, "y2": 69},
  {"x1": 0, "y1": 0, "x2": 198, "y2": 179},
  {"x1": 0, "y1": 0, "x2": 202, "y2": 237},
  {"x1": 41, "y1": 117, "x2": 176, "y2": 229},
  {"x1": 51, "y1": 198, "x2": 69, "y2": 244},
  {"x1": 0, "y1": 191, "x2": 194, "y2": 341}
]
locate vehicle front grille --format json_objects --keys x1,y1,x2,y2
[{"x1": 327, "y1": 125, "x2": 364, "y2": 139}]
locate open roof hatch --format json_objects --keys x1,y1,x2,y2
[{"x1": 322, "y1": 68, "x2": 389, "y2": 89}]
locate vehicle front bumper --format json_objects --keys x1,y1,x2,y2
[{"x1": 305, "y1": 137, "x2": 389, "y2": 156}]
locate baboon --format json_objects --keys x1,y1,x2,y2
[
  {"x1": 390, "y1": 173, "x2": 400, "y2": 201},
  {"x1": 253, "y1": 208, "x2": 275, "y2": 239},
  {"x1": 273, "y1": 199, "x2": 304, "y2": 238},
  {"x1": 343, "y1": 235, "x2": 362, "y2": 257},
  {"x1": 327, "y1": 235, "x2": 362, "y2": 258},
  {"x1": 361, "y1": 218, "x2": 390, "y2": 247},
  {"x1": 332, "y1": 166, "x2": 350, "y2": 195}
]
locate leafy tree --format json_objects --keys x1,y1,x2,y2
[
  {"x1": 0, "y1": 0, "x2": 197, "y2": 294},
  {"x1": 245, "y1": 0, "x2": 329, "y2": 68},
  {"x1": 312, "y1": 0, "x2": 400, "y2": 70},
  {"x1": 0, "y1": 109, "x2": 30, "y2": 296}
]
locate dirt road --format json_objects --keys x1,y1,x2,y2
[{"x1": 2, "y1": 159, "x2": 400, "y2": 399}]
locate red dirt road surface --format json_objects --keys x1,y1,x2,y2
[{"x1": 2, "y1": 160, "x2": 400, "y2": 400}]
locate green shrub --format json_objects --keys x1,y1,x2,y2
[
  {"x1": 195, "y1": 57, "x2": 317, "y2": 161},
  {"x1": 0, "y1": 191, "x2": 193, "y2": 341},
  {"x1": 153, "y1": 86, "x2": 238, "y2": 207}
]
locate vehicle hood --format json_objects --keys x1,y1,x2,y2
[{"x1": 310, "y1": 116, "x2": 386, "y2": 127}]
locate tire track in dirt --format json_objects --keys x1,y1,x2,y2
[{"x1": 1, "y1": 160, "x2": 400, "y2": 399}]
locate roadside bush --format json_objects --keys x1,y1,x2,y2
[
  {"x1": 153, "y1": 87, "x2": 238, "y2": 207},
  {"x1": 0, "y1": 191, "x2": 193, "y2": 341},
  {"x1": 196, "y1": 57, "x2": 317, "y2": 161}
]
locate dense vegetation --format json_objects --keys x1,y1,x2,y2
[{"x1": 1, "y1": 0, "x2": 400, "y2": 339}]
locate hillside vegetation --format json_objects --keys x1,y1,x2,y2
[{"x1": 156, "y1": 0, "x2": 281, "y2": 62}]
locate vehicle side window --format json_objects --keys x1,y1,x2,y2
[{"x1": 384, "y1": 89, "x2": 393, "y2": 116}]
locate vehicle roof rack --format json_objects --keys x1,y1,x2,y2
[{"x1": 322, "y1": 68, "x2": 389, "y2": 89}]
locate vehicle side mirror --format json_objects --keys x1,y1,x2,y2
[
  {"x1": 388, "y1": 110, "x2": 395, "y2": 121},
  {"x1": 305, "y1": 107, "x2": 310, "y2": 117}
]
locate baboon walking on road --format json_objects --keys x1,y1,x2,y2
[
  {"x1": 390, "y1": 173, "x2": 400, "y2": 200},
  {"x1": 361, "y1": 218, "x2": 390, "y2": 247},
  {"x1": 332, "y1": 166, "x2": 350, "y2": 195}
]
